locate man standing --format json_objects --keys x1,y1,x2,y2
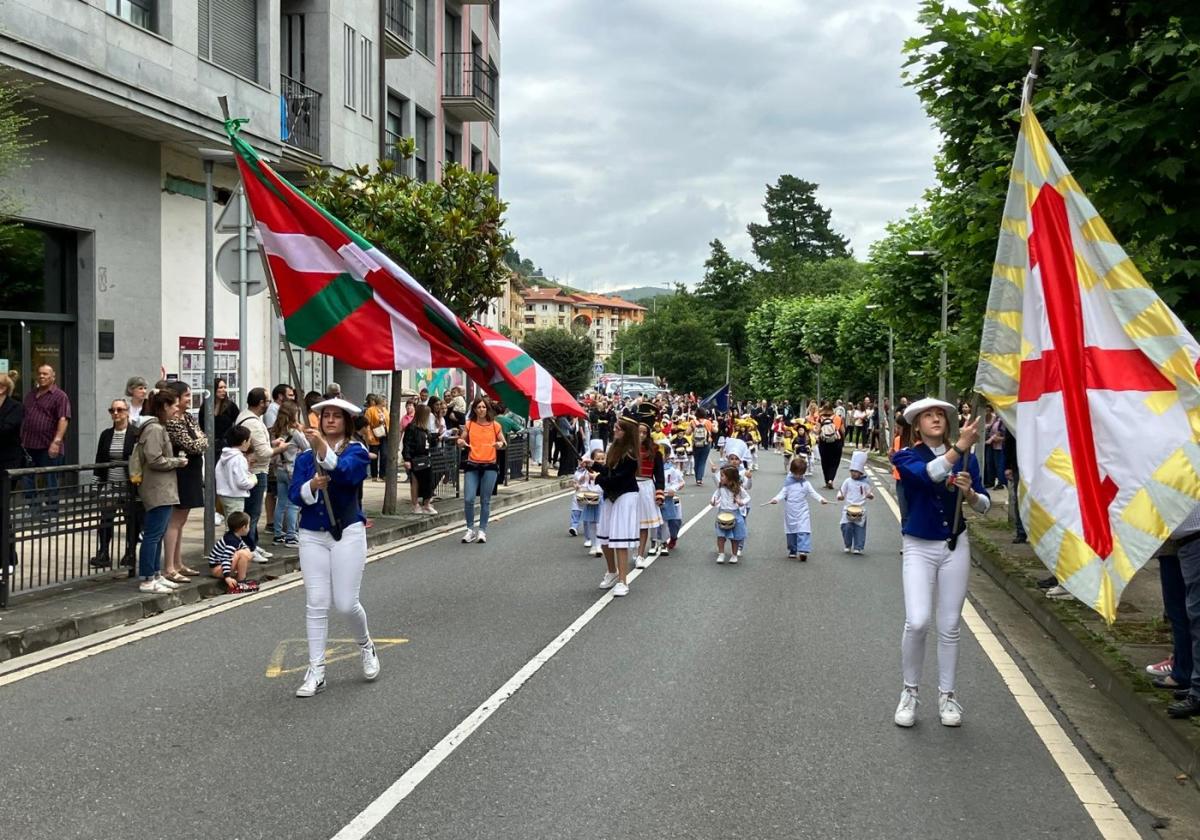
[
  {"x1": 235, "y1": 387, "x2": 287, "y2": 561},
  {"x1": 754, "y1": 399, "x2": 773, "y2": 450},
  {"x1": 21, "y1": 364, "x2": 71, "y2": 511},
  {"x1": 264, "y1": 383, "x2": 295, "y2": 430}
]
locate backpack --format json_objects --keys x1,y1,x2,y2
[
  {"x1": 692, "y1": 423, "x2": 709, "y2": 447},
  {"x1": 128, "y1": 435, "x2": 147, "y2": 485},
  {"x1": 819, "y1": 417, "x2": 839, "y2": 443}
]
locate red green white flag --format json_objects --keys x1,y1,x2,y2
[{"x1": 226, "y1": 125, "x2": 585, "y2": 421}]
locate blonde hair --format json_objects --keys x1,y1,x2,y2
[{"x1": 0, "y1": 373, "x2": 12, "y2": 395}]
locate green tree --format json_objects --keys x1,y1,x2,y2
[
  {"x1": 0, "y1": 80, "x2": 40, "y2": 256},
  {"x1": 695, "y1": 239, "x2": 754, "y2": 387},
  {"x1": 836, "y1": 294, "x2": 891, "y2": 399},
  {"x1": 304, "y1": 140, "x2": 511, "y2": 513},
  {"x1": 521, "y1": 328, "x2": 595, "y2": 397},
  {"x1": 747, "y1": 175, "x2": 851, "y2": 269},
  {"x1": 752, "y1": 256, "x2": 869, "y2": 301}
]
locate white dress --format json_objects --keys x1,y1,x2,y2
[{"x1": 771, "y1": 479, "x2": 825, "y2": 534}]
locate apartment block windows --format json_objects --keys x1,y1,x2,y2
[
  {"x1": 386, "y1": 93, "x2": 407, "y2": 171},
  {"x1": 107, "y1": 0, "x2": 155, "y2": 31},
  {"x1": 444, "y1": 130, "x2": 459, "y2": 166},
  {"x1": 471, "y1": 146, "x2": 482, "y2": 174},
  {"x1": 343, "y1": 25, "x2": 357, "y2": 110},
  {"x1": 281, "y1": 14, "x2": 305, "y2": 80},
  {"x1": 360, "y1": 36, "x2": 374, "y2": 119},
  {"x1": 198, "y1": 0, "x2": 259, "y2": 81},
  {"x1": 414, "y1": 110, "x2": 431, "y2": 182},
  {"x1": 414, "y1": 0, "x2": 431, "y2": 57}
]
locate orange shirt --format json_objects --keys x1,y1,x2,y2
[{"x1": 464, "y1": 420, "x2": 503, "y2": 463}]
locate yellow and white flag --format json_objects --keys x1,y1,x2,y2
[{"x1": 974, "y1": 107, "x2": 1200, "y2": 623}]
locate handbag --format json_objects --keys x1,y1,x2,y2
[
  {"x1": 372, "y1": 424, "x2": 387, "y2": 439},
  {"x1": 716, "y1": 510, "x2": 737, "y2": 530},
  {"x1": 410, "y1": 455, "x2": 431, "y2": 471}
]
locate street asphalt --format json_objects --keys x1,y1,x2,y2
[{"x1": 0, "y1": 452, "x2": 1147, "y2": 839}]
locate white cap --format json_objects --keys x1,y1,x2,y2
[
  {"x1": 313, "y1": 397, "x2": 363, "y2": 417},
  {"x1": 902, "y1": 397, "x2": 956, "y2": 426},
  {"x1": 849, "y1": 450, "x2": 869, "y2": 473}
]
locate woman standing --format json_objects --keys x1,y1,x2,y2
[
  {"x1": 125, "y1": 376, "x2": 149, "y2": 428},
  {"x1": 271, "y1": 401, "x2": 309, "y2": 545},
  {"x1": 137, "y1": 390, "x2": 189, "y2": 594},
  {"x1": 595, "y1": 416, "x2": 640, "y2": 597},
  {"x1": 457, "y1": 396, "x2": 505, "y2": 544},
  {"x1": 403, "y1": 403, "x2": 436, "y2": 515},
  {"x1": 200, "y1": 377, "x2": 240, "y2": 445},
  {"x1": 0, "y1": 374, "x2": 23, "y2": 576},
  {"x1": 815, "y1": 402, "x2": 845, "y2": 489},
  {"x1": 363, "y1": 394, "x2": 389, "y2": 482},
  {"x1": 891, "y1": 398, "x2": 986, "y2": 729},
  {"x1": 162, "y1": 381, "x2": 207, "y2": 581},
  {"x1": 290, "y1": 397, "x2": 377, "y2": 697}
]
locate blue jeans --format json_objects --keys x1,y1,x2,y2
[
  {"x1": 693, "y1": 445, "x2": 711, "y2": 483},
  {"x1": 1160, "y1": 555, "x2": 1192, "y2": 686},
  {"x1": 1179, "y1": 539, "x2": 1200, "y2": 698},
  {"x1": 22, "y1": 447, "x2": 62, "y2": 512},
  {"x1": 273, "y1": 468, "x2": 299, "y2": 540},
  {"x1": 841, "y1": 520, "x2": 867, "y2": 551},
  {"x1": 244, "y1": 472, "x2": 268, "y2": 550},
  {"x1": 896, "y1": 481, "x2": 909, "y2": 529},
  {"x1": 463, "y1": 468, "x2": 498, "y2": 531},
  {"x1": 985, "y1": 447, "x2": 1007, "y2": 488},
  {"x1": 139, "y1": 504, "x2": 173, "y2": 579},
  {"x1": 570, "y1": 508, "x2": 582, "y2": 531}
]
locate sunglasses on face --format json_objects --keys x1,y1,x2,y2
[{"x1": 109, "y1": 408, "x2": 128, "y2": 414}]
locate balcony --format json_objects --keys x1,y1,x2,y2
[
  {"x1": 281, "y1": 74, "x2": 322, "y2": 158},
  {"x1": 442, "y1": 52, "x2": 496, "y2": 123},
  {"x1": 383, "y1": 0, "x2": 414, "y2": 59},
  {"x1": 384, "y1": 129, "x2": 409, "y2": 176}
]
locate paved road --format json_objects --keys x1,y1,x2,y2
[{"x1": 0, "y1": 453, "x2": 1151, "y2": 839}]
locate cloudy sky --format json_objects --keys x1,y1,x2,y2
[{"x1": 498, "y1": 0, "x2": 940, "y2": 292}]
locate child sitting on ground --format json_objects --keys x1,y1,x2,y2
[
  {"x1": 837, "y1": 450, "x2": 875, "y2": 555},
  {"x1": 711, "y1": 465, "x2": 751, "y2": 565},
  {"x1": 769, "y1": 455, "x2": 828, "y2": 561},
  {"x1": 209, "y1": 510, "x2": 258, "y2": 593}
]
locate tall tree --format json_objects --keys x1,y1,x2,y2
[
  {"x1": 0, "y1": 80, "x2": 39, "y2": 254},
  {"x1": 695, "y1": 239, "x2": 754, "y2": 385},
  {"x1": 747, "y1": 175, "x2": 851, "y2": 269},
  {"x1": 521, "y1": 329, "x2": 594, "y2": 397}
]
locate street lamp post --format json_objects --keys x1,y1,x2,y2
[{"x1": 907, "y1": 250, "x2": 948, "y2": 400}]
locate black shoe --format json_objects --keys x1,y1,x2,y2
[
  {"x1": 119, "y1": 552, "x2": 136, "y2": 568},
  {"x1": 1175, "y1": 689, "x2": 1191, "y2": 702},
  {"x1": 1037, "y1": 576, "x2": 1058, "y2": 589},
  {"x1": 1013, "y1": 536, "x2": 1028, "y2": 544},
  {"x1": 1168, "y1": 695, "x2": 1200, "y2": 718},
  {"x1": 88, "y1": 553, "x2": 112, "y2": 569},
  {"x1": 1153, "y1": 675, "x2": 1190, "y2": 691}
]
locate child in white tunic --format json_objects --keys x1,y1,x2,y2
[
  {"x1": 769, "y1": 456, "x2": 828, "y2": 561},
  {"x1": 838, "y1": 450, "x2": 875, "y2": 554}
]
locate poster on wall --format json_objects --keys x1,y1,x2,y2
[{"x1": 178, "y1": 337, "x2": 241, "y2": 412}]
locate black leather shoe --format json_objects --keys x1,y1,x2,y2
[
  {"x1": 88, "y1": 553, "x2": 112, "y2": 569},
  {"x1": 1168, "y1": 695, "x2": 1200, "y2": 718},
  {"x1": 1037, "y1": 576, "x2": 1058, "y2": 589},
  {"x1": 1175, "y1": 689, "x2": 1191, "y2": 702},
  {"x1": 1153, "y1": 675, "x2": 1190, "y2": 691}
]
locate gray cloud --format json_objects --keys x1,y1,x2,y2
[{"x1": 499, "y1": 0, "x2": 939, "y2": 291}]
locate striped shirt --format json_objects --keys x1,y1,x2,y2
[
  {"x1": 20, "y1": 385, "x2": 71, "y2": 450},
  {"x1": 208, "y1": 532, "x2": 247, "y2": 577},
  {"x1": 107, "y1": 429, "x2": 127, "y2": 484}
]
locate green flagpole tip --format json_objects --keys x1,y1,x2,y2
[{"x1": 223, "y1": 117, "x2": 250, "y2": 137}]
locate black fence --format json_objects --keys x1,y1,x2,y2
[
  {"x1": 1, "y1": 463, "x2": 137, "y2": 608},
  {"x1": 428, "y1": 441, "x2": 461, "y2": 499},
  {"x1": 503, "y1": 433, "x2": 531, "y2": 484}
]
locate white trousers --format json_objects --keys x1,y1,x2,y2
[
  {"x1": 900, "y1": 533, "x2": 970, "y2": 694},
  {"x1": 300, "y1": 522, "x2": 370, "y2": 667}
]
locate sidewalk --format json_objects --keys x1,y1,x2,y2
[
  {"x1": 0, "y1": 473, "x2": 572, "y2": 663},
  {"x1": 862, "y1": 450, "x2": 1200, "y2": 778}
]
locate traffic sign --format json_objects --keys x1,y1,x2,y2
[{"x1": 216, "y1": 236, "x2": 268, "y2": 297}]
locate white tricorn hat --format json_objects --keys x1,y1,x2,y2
[
  {"x1": 313, "y1": 397, "x2": 363, "y2": 417},
  {"x1": 902, "y1": 397, "x2": 956, "y2": 426}
]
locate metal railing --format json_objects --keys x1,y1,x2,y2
[
  {"x1": 384, "y1": 128, "x2": 407, "y2": 174},
  {"x1": 503, "y1": 433, "x2": 530, "y2": 484},
  {"x1": 282, "y1": 74, "x2": 322, "y2": 155},
  {"x1": 429, "y1": 441, "x2": 461, "y2": 499},
  {"x1": 1, "y1": 463, "x2": 138, "y2": 607},
  {"x1": 442, "y1": 51, "x2": 495, "y2": 111},
  {"x1": 384, "y1": 0, "x2": 414, "y2": 44}
]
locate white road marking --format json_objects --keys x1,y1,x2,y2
[
  {"x1": 330, "y1": 501, "x2": 715, "y2": 839},
  {"x1": 865, "y1": 462, "x2": 1140, "y2": 840},
  {"x1": 0, "y1": 490, "x2": 574, "y2": 687}
]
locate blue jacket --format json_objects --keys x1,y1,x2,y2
[
  {"x1": 892, "y1": 444, "x2": 988, "y2": 541},
  {"x1": 289, "y1": 441, "x2": 370, "y2": 533}
]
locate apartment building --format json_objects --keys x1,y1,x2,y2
[
  {"x1": 0, "y1": 0, "x2": 500, "y2": 459},
  {"x1": 520, "y1": 288, "x2": 646, "y2": 362}
]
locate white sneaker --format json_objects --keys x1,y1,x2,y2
[
  {"x1": 843, "y1": 546, "x2": 851, "y2": 553},
  {"x1": 599, "y1": 571, "x2": 619, "y2": 590},
  {"x1": 715, "y1": 553, "x2": 726, "y2": 564},
  {"x1": 155, "y1": 575, "x2": 180, "y2": 590},
  {"x1": 894, "y1": 687, "x2": 919, "y2": 728},
  {"x1": 591, "y1": 547, "x2": 604, "y2": 557},
  {"x1": 852, "y1": 549, "x2": 863, "y2": 555},
  {"x1": 462, "y1": 529, "x2": 478, "y2": 544},
  {"x1": 214, "y1": 513, "x2": 225, "y2": 527},
  {"x1": 361, "y1": 643, "x2": 381, "y2": 681},
  {"x1": 139, "y1": 579, "x2": 171, "y2": 594},
  {"x1": 1046, "y1": 584, "x2": 1073, "y2": 600},
  {"x1": 634, "y1": 554, "x2": 648, "y2": 569},
  {"x1": 938, "y1": 691, "x2": 963, "y2": 727},
  {"x1": 422, "y1": 505, "x2": 438, "y2": 515},
  {"x1": 253, "y1": 548, "x2": 271, "y2": 563},
  {"x1": 476, "y1": 530, "x2": 487, "y2": 544},
  {"x1": 728, "y1": 553, "x2": 740, "y2": 565},
  {"x1": 612, "y1": 582, "x2": 629, "y2": 597},
  {"x1": 256, "y1": 547, "x2": 274, "y2": 559},
  {"x1": 583, "y1": 539, "x2": 592, "y2": 548},
  {"x1": 659, "y1": 546, "x2": 670, "y2": 556},
  {"x1": 295, "y1": 665, "x2": 326, "y2": 698}
]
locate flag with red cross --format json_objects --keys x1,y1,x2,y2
[{"x1": 975, "y1": 107, "x2": 1200, "y2": 623}]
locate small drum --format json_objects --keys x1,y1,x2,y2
[
  {"x1": 716, "y1": 511, "x2": 737, "y2": 531},
  {"x1": 846, "y1": 504, "x2": 865, "y2": 522},
  {"x1": 579, "y1": 491, "x2": 601, "y2": 506}
]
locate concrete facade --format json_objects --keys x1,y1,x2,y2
[{"x1": 0, "y1": 0, "x2": 502, "y2": 451}]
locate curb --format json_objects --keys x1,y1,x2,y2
[
  {"x1": 968, "y1": 522, "x2": 1200, "y2": 778},
  {"x1": 0, "y1": 478, "x2": 572, "y2": 663}
]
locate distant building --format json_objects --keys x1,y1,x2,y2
[{"x1": 520, "y1": 289, "x2": 646, "y2": 361}]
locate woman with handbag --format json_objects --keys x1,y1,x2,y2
[
  {"x1": 457, "y1": 396, "x2": 506, "y2": 544},
  {"x1": 403, "y1": 403, "x2": 436, "y2": 515},
  {"x1": 363, "y1": 394, "x2": 390, "y2": 482},
  {"x1": 289, "y1": 397, "x2": 378, "y2": 698},
  {"x1": 162, "y1": 381, "x2": 208, "y2": 581}
]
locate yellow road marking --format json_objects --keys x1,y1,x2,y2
[{"x1": 265, "y1": 637, "x2": 409, "y2": 678}]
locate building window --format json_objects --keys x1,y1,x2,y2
[
  {"x1": 471, "y1": 146, "x2": 482, "y2": 174},
  {"x1": 540, "y1": 304, "x2": 548, "y2": 312},
  {"x1": 386, "y1": 92, "x2": 406, "y2": 169},
  {"x1": 343, "y1": 25, "x2": 357, "y2": 110},
  {"x1": 414, "y1": 110, "x2": 431, "y2": 181},
  {"x1": 198, "y1": 0, "x2": 259, "y2": 81},
  {"x1": 445, "y1": 9, "x2": 461, "y2": 52},
  {"x1": 524, "y1": 316, "x2": 535, "y2": 325},
  {"x1": 490, "y1": 0, "x2": 499, "y2": 29},
  {"x1": 360, "y1": 37, "x2": 373, "y2": 119},
  {"x1": 489, "y1": 59, "x2": 499, "y2": 124},
  {"x1": 414, "y1": 0, "x2": 431, "y2": 56},
  {"x1": 107, "y1": 0, "x2": 155, "y2": 31},
  {"x1": 281, "y1": 13, "x2": 305, "y2": 80},
  {"x1": 444, "y1": 130, "x2": 459, "y2": 166}
]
